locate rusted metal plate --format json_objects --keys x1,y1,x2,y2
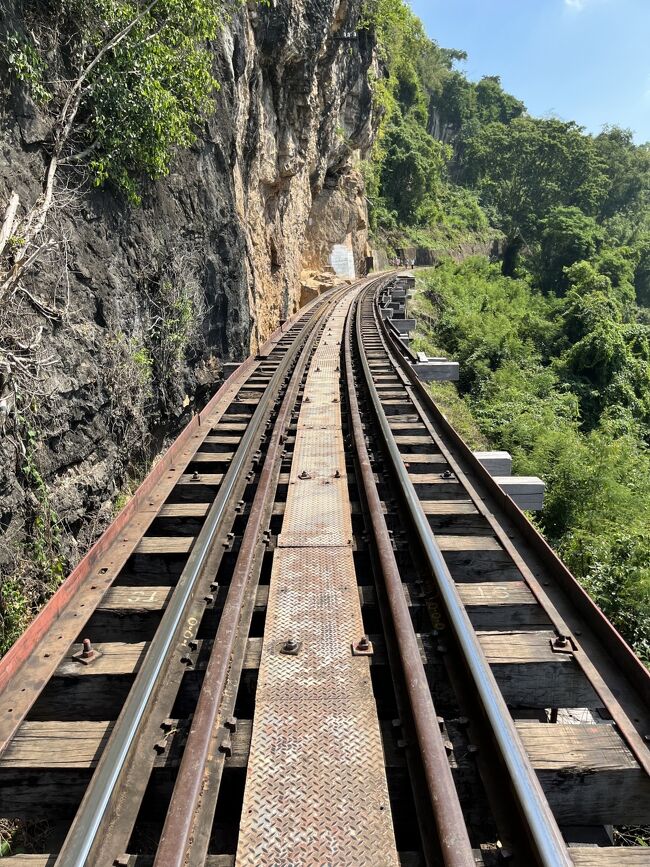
[
  {"x1": 236, "y1": 549, "x2": 397, "y2": 866},
  {"x1": 237, "y1": 292, "x2": 398, "y2": 866},
  {"x1": 279, "y1": 432, "x2": 352, "y2": 548}
]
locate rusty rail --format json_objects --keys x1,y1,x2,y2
[
  {"x1": 354, "y1": 286, "x2": 572, "y2": 867},
  {"x1": 53, "y1": 288, "x2": 346, "y2": 867},
  {"x1": 344, "y1": 287, "x2": 476, "y2": 867},
  {"x1": 153, "y1": 284, "x2": 339, "y2": 867}
]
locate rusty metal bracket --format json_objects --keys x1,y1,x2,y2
[
  {"x1": 351, "y1": 636, "x2": 374, "y2": 656},
  {"x1": 549, "y1": 634, "x2": 578, "y2": 655},
  {"x1": 72, "y1": 639, "x2": 102, "y2": 666}
]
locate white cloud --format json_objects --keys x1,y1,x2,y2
[{"x1": 564, "y1": 0, "x2": 609, "y2": 10}]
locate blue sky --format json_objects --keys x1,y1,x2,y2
[{"x1": 408, "y1": 0, "x2": 650, "y2": 143}]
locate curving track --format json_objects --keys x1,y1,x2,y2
[{"x1": 0, "y1": 275, "x2": 648, "y2": 866}]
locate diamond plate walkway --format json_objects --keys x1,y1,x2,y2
[{"x1": 236, "y1": 290, "x2": 399, "y2": 866}]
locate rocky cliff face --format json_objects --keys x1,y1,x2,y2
[{"x1": 0, "y1": 0, "x2": 378, "y2": 608}]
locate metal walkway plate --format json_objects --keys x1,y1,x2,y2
[{"x1": 236, "y1": 290, "x2": 399, "y2": 866}]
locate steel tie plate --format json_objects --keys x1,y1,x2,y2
[{"x1": 236, "y1": 291, "x2": 399, "y2": 866}]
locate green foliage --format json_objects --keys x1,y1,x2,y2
[
  {"x1": 414, "y1": 260, "x2": 650, "y2": 656},
  {"x1": 1, "y1": 417, "x2": 66, "y2": 655},
  {"x1": 3, "y1": 31, "x2": 51, "y2": 102},
  {"x1": 436, "y1": 72, "x2": 525, "y2": 138},
  {"x1": 594, "y1": 126, "x2": 650, "y2": 220},
  {"x1": 379, "y1": 114, "x2": 448, "y2": 224},
  {"x1": 76, "y1": 0, "x2": 224, "y2": 200},
  {"x1": 557, "y1": 262, "x2": 650, "y2": 427},
  {"x1": 6, "y1": 0, "x2": 245, "y2": 201},
  {"x1": 0, "y1": 575, "x2": 33, "y2": 656},
  {"x1": 538, "y1": 206, "x2": 602, "y2": 294},
  {"x1": 635, "y1": 242, "x2": 650, "y2": 307},
  {"x1": 462, "y1": 118, "x2": 610, "y2": 242},
  {"x1": 21, "y1": 427, "x2": 66, "y2": 586},
  {"x1": 361, "y1": 0, "x2": 488, "y2": 244}
]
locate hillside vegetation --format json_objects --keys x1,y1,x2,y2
[{"x1": 363, "y1": 0, "x2": 650, "y2": 656}]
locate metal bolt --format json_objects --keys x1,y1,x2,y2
[
  {"x1": 357, "y1": 636, "x2": 370, "y2": 652},
  {"x1": 282, "y1": 639, "x2": 298, "y2": 653},
  {"x1": 191, "y1": 471, "x2": 200, "y2": 481},
  {"x1": 441, "y1": 470, "x2": 454, "y2": 480},
  {"x1": 298, "y1": 469, "x2": 311, "y2": 480},
  {"x1": 554, "y1": 634, "x2": 568, "y2": 648},
  {"x1": 81, "y1": 638, "x2": 93, "y2": 659},
  {"x1": 334, "y1": 469, "x2": 341, "y2": 479}
]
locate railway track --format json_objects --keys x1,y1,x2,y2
[{"x1": 0, "y1": 275, "x2": 648, "y2": 866}]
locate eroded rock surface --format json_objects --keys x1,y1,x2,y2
[{"x1": 0, "y1": 0, "x2": 378, "y2": 587}]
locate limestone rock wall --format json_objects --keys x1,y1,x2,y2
[{"x1": 0, "y1": 0, "x2": 379, "y2": 582}]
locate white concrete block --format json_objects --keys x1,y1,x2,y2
[
  {"x1": 392, "y1": 318, "x2": 416, "y2": 334},
  {"x1": 413, "y1": 361, "x2": 460, "y2": 382},
  {"x1": 474, "y1": 451, "x2": 513, "y2": 477},
  {"x1": 494, "y1": 476, "x2": 545, "y2": 511}
]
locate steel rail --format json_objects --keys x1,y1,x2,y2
[
  {"x1": 354, "y1": 287, "x2": 572, "y2": 867},
  {"x1": 55, "y1": 291, "x2": 340, "y2": 867},
  {"x1": 344, "y1": 287, "x2": 476, "y2": 867},
  {"x1": 378, "y1": 291, "x2": 650, "y2": 777},
  {"x1": 153, "y1": 282, "x2": 345, "y2": 867}
]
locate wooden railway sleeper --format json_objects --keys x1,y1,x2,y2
[
  {"x1": 356, "y1": 286, "x2": 573, "y2": 867},
  {"x1": 152, "y1": 275, "x2": 340, "y2": 867},
  {"x1": 375, "y1": 290, "x2": 650, "y2": 779},
  {"x1": 50, "y1": 287, "x2": 346, "y2": 866}
]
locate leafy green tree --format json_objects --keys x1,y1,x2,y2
[
  {"x1": 474, "y1": 76, "x2": 525, "y2": 125},
  {"x1": 595, "y1": 126, "x2": 650, "y2": 219},
  {"x1": 538, "y1": 206, "x2": 602, "y2": 294},
  {"x1": 462, "y1": 118, "x2": 610, "y2": 247},
  {"x1": 633, "y1": 241, "x2": 650, "y2": 307},
  {"x1": 379, "y1": 113, "x2": 448, "y2": 224}
]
